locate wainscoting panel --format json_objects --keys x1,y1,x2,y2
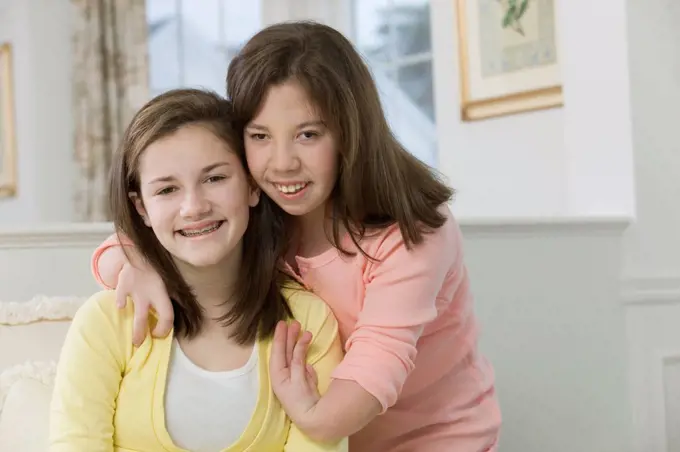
[
  {"x1": 624, "y1": 277, "x2": 680, "y2": 452},
  {"x1": 0, "y1": 222, "x2": 113, "y2": 300},
  {"x1": 459, "y1": 217, "x2": 631, "y2": 452},
  {"x1": 662, "y1": 352, "x2": 680, "y2": 452}
]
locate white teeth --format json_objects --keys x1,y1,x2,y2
[
  {"x1": 180, "y1": 222, "x2": 221, "y2": 237},
  {"x1": 275, "y1": 182, "x2": 308, "y2": 194}
]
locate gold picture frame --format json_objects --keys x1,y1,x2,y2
[
  {"x1": 0, "y1": 42, "x2": 17, "y2": 197},
  {"x1": 456, "y1": 0, "x2": 563, "y2": 121}
]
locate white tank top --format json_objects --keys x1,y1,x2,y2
[{"x1": 164, "y1": 339, "x2": 259, "y2": 452}]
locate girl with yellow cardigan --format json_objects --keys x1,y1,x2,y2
[{"x1": 48, "y1": 89, "x2": 346, "y2": 452}]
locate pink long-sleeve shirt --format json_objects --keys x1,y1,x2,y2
[{"x1": 92, "y1": 205, "x2": 501, "y2": 451}]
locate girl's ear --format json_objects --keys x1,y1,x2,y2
[{"x1": 129, "y1": 192, "x2": 151, "y2": 227}]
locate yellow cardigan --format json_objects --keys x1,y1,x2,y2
[{"x1": 49, "y1": 287, "x2": 347, "y2": 452}]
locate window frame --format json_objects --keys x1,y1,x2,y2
[
  {"x1": 349, "y1": 0, "x2": 434, "y2": 84},
  {"x1": 145, "y1": 0, "x2": 262, "y2": 94}
]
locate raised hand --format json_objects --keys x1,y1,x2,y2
[{"x1": 269, "y1": 320, "x2": 321, "y2": 428}]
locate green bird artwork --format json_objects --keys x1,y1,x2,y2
[{"x1": 498, "y1": 0, "x2": 530, "y2": 36}]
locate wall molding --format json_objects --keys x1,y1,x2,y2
[
  {"x1": 0, "y1": 215, "x2": 632, "y2": 247},
  {"x1": 621, "y1": 276, "x2": 680, "y2": 306},
  {"x1": 0, "y1": 215, "x2": 631, "y2": 250},
  {"x1": 660, "y1": 351, "x2": 680, "y2": 452},
  {"x1": 0, "y1": 222, "x2": 113, "y2": 249},
  {"x1": 457, "y1": 214, "x2": 632, "y2": 235}
]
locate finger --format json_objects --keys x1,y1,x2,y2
[
  {"x1": 286, "y1": 321, "x2": 301, "y2": 365},
  {"x1": 151, "y1": 295, "x2": 174, "y2": 337},
  {"x1": 115, "y1": 287, "x2": 128, "y2": 309},
  {"x1": 306, "y1": 363, "x2": 319, "y2": 388},
  {"x1": 115, "y1": 266, "x2": 132, "y2": 309},
  {"x1": 270, "y1": 321, "x2": 289, "y2": 373},
  {"x1": 290, "y1": 330, "x2": 313, "y2": 382},
  {"x1": 132, "y1": 300, "x2": 149, "y2": 347}
]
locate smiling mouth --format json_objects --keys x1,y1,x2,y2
[
  {"x1": 178, "y1": 221, "x2": 224, "y2": 237},
  {"x1": 274, "y1": 182, "x2": 309, "y2": 195}
]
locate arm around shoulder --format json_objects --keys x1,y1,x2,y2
[
  {"x1": 324, "y1": 214, "x2": 461, "y2": 425},
  {"x1": 91, "y1": 233, "x2": 134, "y2": 289}
]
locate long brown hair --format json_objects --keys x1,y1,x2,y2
[
  {"x1": 227, "y1": 21, "x2": 454, "y2": 255},
  {"x1": 109, "y1": 88, "x2": 291, "y2": 343}
]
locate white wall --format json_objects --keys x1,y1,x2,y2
[
  {"x1": 0, "y1": 223, "x2": 112, "y2": 300},
  {"x1": 430, "y1": 0, "x2": 636, "y2": 219},
  {"x1": 467, "y1": 219, "x2": 632, "y2": 452},
  {"x1": 621, "y1": 0, "x2": 680, "y2": 450},
  {"x1": 621, "y1": 0, "x2": 680, "y2": 280},
  {"x1": 431, "y1": 0, "x2": 567, "y2": 218},
  {"x1": 0, "y1": 0, "x2": 73, "y2": 224}
]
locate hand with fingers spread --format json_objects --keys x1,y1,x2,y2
[
  {"x1": 116, "y1": 259, "x2": 174, "y2": 347},
  {"x1": 270, "y1": 320, "x2": 322, "y2": 428}
]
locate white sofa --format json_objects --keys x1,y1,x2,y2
[
  {"x1": 0, "y1": 295, "x2": 85, "y2": 451},
  {"x1": 0, "y1": 222, "x2": 112, "y2": 451}
]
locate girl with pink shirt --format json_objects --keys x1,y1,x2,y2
[{"x1": 91, "y1": 21, "x2": 501, "y2": 451}]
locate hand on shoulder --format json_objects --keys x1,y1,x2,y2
[{"x1": 115, "y1": 261, "x2": 174, "y2": 346}]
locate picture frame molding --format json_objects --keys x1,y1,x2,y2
[
  {"x1": 0, "y1": 42, "x2": 17, "y2": 198},
  {"x1": 456, "y1": 0, "x2": 563, "y2": 121}
]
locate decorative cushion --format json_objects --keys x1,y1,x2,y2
[
  {"x1": 0, "y1": 295, "x2": 85, "y2": 451},
  {"x1": 0, "y1": 295, "x2": 84, "y2": 372},
  {"x1": 0, "y1": 362, "x2": 56, "y2": 452}
]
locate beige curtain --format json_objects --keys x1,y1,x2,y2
[{"x1": 71, "y1": 0, "x2": 149, "y2": 221}]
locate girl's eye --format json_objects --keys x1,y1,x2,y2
[
  {"x1": 206, "y1": 175, "x2": 226, "y2": 183},
  {"x1": 299, "y1": 130, "x2": 319, "y2": 140},
  {"x1": 156, "y1": 186, "x2": 176, "y2": 196},
  {"x1": 250, "y1": 133, "x2": 267, "y2": 140}
]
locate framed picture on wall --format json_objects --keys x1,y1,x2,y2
[
  {"x1": 0, "y1": 42, "x2": 16, "y2": 197},
  {"x1": 456, "y1": 0, "x2": 563, "y2": 121}
]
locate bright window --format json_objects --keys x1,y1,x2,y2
[
  {"x1": 145, "y1": 0, "x2": 262, "y2": 96},
  {"x1": 144, "y1": 0, "x2": 437, "y2": 167},
  {"x1": 352, "y1": 0, "x2": 437, "y2": 166}
]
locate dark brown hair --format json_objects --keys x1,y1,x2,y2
[
  {"x1": 109, "y1": 88, "x2": 291, "y2": 343},
  {"x1": 227, "y1": 21, "x2": 454, "y2": 254}
]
